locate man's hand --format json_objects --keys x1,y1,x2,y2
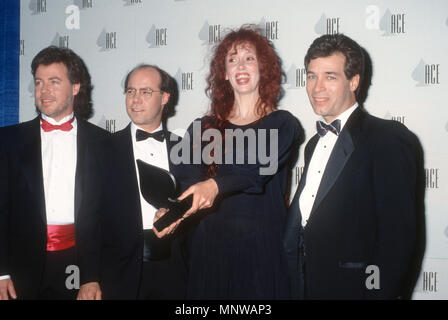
[
  {"x1": 153, "y1": 208, "x2": 182, "y2": 238},
  {"x1": 0, "y1": 278, "x2": 17, "y2": 300},
  {"x1": 77, "y1": 282, "x2": 102, "y2": 300},
  {"x1": 178, "y1": 178, "x2": 219, "y2": 218}
]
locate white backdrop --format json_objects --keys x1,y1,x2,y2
[{"x1": 19, "y1": 0, "x2": 448, "y2": 299}]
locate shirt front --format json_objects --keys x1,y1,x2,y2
[
  {"x1": 299, "y1": 103, "x2": 358, "y2": 227},
  {"x1": 41, "y1": 113, "x2": 77, "y2": 225},
  {"x1": 131, "y1": 123, "x2": 169, "y2": 230}
]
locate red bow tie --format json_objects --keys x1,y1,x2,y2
[{"x1": 41, "y1": 117, "x2": 75, "y2": 132}]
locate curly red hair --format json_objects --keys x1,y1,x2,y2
[{"x1": 203, "y1": 25, "x2": 285, "y2": 176}]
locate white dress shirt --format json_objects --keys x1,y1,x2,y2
[
  {"x1": 41, "y1": 113, "x2": 77, "y2": 225},
  {"x1": 131, "y1": 123, "x2": 170, "y2": 230},
  {"x1": 299, "y1": 103, "x2": 358, "y2": 227}
]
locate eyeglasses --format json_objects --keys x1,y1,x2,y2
[{"x1": 125, "y1": 88, "x2": 162, "y2": 99}]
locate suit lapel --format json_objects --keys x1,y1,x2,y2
[
  {"x1": 310, "y1": 130, "x2": 354, "y2": 214},
  {"x1": 310, "y1": 107, "x2": 365, "y2": 216},
  {"x1": 117, "y1": 125, "x2": 138, "y2": 183},
  {"x1": 21, "y1": 117, "x2": 47, "y2": 224},
  {"x1": 118, "y1": 125, "x2": 143, "y2": 217},
  {"x1": 74, "y1": 118, "x2": 86, "y2": 221},
  {"x1": 164, "y1": 129, "x2": 174, "y2": 171}
]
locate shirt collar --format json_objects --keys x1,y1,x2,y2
[
  {"x1": 320, "y1": 102, "x2": 358, "y2": 133},
  {"x1": 40, "y1": 112, "x2": 77, "y2": 128}
]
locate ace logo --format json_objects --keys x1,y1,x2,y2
[
  {"x1": 380, "y1": 8, "x2": 406, "y2": 36},
  {"x1": 147, "y1": 25, "x2": 168, "y2": 48},
  {"x1": 73, "y1": 0, "x2": 93, "y2": 9},
  {"x1": 412, "y1": 59, "x2": 441, "y2": 87},
  {"x1": 175, "y1": 69, "x2": 194, "y2": 91},
  {"x1": 286, "y1": 64, "x2": 306, "y2": 89},
  {"x1": 97, "y1": 29, "x2": 118, "y2": 51},
  {"x1": 314, "y1": 14, "x2": 341, "y2": 35},
  {"x1": 258, "y1": 18, "x2": 279, "y2": 40},
  {"x1": 199, "y1": 22, "x2": 222, "y2": 45},
  {"x1": 29, "y1": 0, "x2": 46, "y2": 15}
]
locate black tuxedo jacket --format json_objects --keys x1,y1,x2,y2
[
  {"x1": 0, "y1": 117, "x2": 109, "y2": 298},
  {"x1": 77, "y1": 124, "x2": 197, "y2": 299},
  {"x1": 284, "y1": 108, "x2": 419, "y2": 299}
]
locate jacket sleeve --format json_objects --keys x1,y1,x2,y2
[
  {"x1": 368, "y1": 123, "x2": 418, "y2": 299},
  {"x1": 0, "y1": 145, "x2": 10, "y2": 276},
  {"x1": 76, "y1": 141, "x2": 102, "y2": 285}
]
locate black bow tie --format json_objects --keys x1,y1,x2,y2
[
  {"x1": 316, "y1": 119, "x2": 341, "y2": 137},
  {"x1": 136, "y1": 129, "x2": 165, "y2": 142}
]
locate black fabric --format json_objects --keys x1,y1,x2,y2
[
  {"x1": 136, "y1": 129, "x2": 165, "y2": 142},
  {"x1": 137, "y1": 256, "x2": 187, "y2": 300},
  {"x1": 284, "y1": 108, "x2": 420, "y2": 299},
  {"x1": 0, "y1": 117, "x2": 109, "y2": 299},
  {"x1": 77, "y1": 125, "x2": 198, "y2": 299},
  {"x1": 142, "y1": 229, "x2": 171, "y2": 262},
  {"x1": 186, "y1": 111, "x2": 303, "y2": 299},
  {"x1": 37, "y1": 247, "x2": 77, "y2": 300}
]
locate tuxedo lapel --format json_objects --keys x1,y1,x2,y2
[
  {"x1": 164, "y1": 129, "x2": 174, "y2": 171},
  {"x1": 117, "y1": 125, "x2": 143, "y2": 217},
  {"x1": 74, "y1": 118, "x2": 86, "y2": 221},
  {"x1": 118, "y1": 125, "x2": 139, "y2": 184},
  {"x1": 310, "y1": 130, "x2": 354, "y2": 215},
  {"x1": 310, "y1": 108, "x2": 365, "y2": 216},
  {"x1": 20, "y1": 118, "x2": 47, "y2": 224}
]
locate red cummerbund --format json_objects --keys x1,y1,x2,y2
[{"x1": 46, "y1": 224, "x2": 76, "y2": 252}]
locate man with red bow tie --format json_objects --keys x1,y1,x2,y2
[{"x1": 0, "y1": 46, "x2": 108, "y2": 299}]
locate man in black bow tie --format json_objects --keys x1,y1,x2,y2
[
  {"x1": 77, "y1": 64, "x2": 193, "y2": 299},
  {"x1": 284, "y1": 34, "x2": 420, "y2": 299},
  {"x1": 0, "y1": 46, "x2": 108, "y2": 300}
]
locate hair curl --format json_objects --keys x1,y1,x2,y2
[
  {"x1": 31, "y1": 46, "x2": 93, "y2": 120},
  {"x1": 203, "y1": 25, "x2": 285, "y2": 176}
]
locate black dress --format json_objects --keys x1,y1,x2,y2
[{"x1": 186, "y1": 110, "x2": 303, "y2": 299}]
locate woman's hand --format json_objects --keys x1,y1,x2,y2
[
  {"x1": 178, "y1": 179, "x2": 219, "y2": 218},
  {"x1": 153, "y1": 208, "x2": 182, "y2": 238}
]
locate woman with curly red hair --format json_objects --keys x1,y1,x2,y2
[{"x1": 159, "y1": 25, "x2": 303, "y2": 299}]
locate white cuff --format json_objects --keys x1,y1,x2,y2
[{"x1": 0, "y1": 275, "x2": 11, "y2": 280}]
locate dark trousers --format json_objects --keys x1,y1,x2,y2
[
  {"x1": 37, "y1": 246, "x2": 78, "y2": 300},
  {"x1": 137, "y1": 230, "x2": 187, "y2": 300},
  {"x1": 137, "y1": 259, "x2": 187, "y2": 300}
]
